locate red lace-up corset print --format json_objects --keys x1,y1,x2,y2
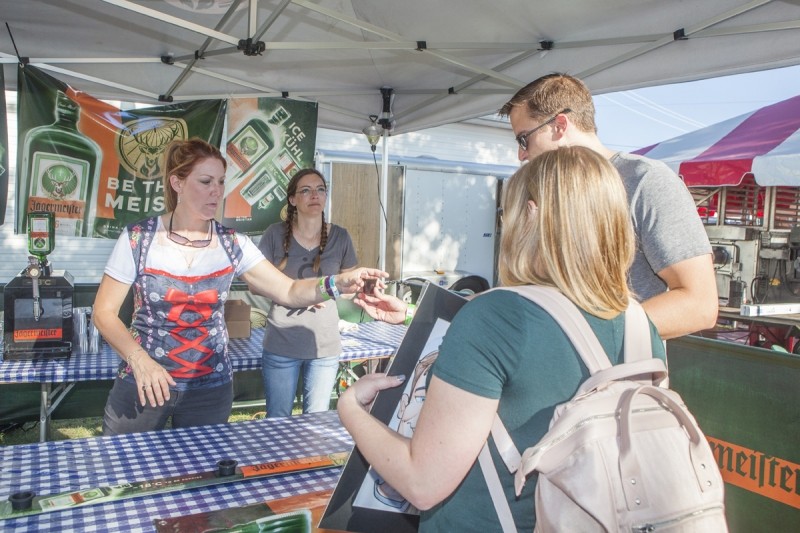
[{"x1": 163, "y1": 287, "x2": 219, "y2": 378}]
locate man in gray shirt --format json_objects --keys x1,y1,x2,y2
[{"x1": 499, "y1": 74, "x2": 717, "y2": 339}]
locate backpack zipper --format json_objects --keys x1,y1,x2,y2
[
  {"x1": 631, "y1": 505, "x2": 724, "y2": 531},
  {"x1": 534, "y1": 405, "x2": 667, "y2": 455}
]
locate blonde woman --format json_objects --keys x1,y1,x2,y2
[{"x1": 341, "y1": 146, "x2": 666, "y2": 530}]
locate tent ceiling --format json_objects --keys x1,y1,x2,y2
[{"x1": 1, "y1": 0, "x2": 800, "y2": 134}]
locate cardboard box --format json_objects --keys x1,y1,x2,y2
[{"x1": 224, "y1": 299, "x2": 251, "y2": 339}]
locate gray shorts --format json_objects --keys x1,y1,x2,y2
[{"x1": 102, "y1": 378, "x2": 234, "y2": 436}]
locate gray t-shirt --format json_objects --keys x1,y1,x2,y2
[
  {"x1": 612, "y1": 152, "x2": 711, "y2": 301},
  {"x1": 259, "y1": 223, "x2": 358, "y2": 359}
]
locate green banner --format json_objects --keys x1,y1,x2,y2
[
  {"x1": 15, "y1": 65, "x2": 226, "y2": 239},
  {"x1": 0, "y1": 65, "x2": 8, "y2": 225},
  {"x1": 667, "y1": 336, "x2": 800, "y2": 531},
  {"x1": 221, "y1": 97, "x2": 318, "y2": 236}
]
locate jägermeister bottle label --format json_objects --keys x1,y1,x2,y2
[
  {"x1": 20, "y1": 91, "x2": 101, "y2": 237},
  {"x1": 240, "y1": 147, "x2": 300, "y2": 207},
  {"x1": 226, "y1": 118, "x2": 275, "y2": 177}
]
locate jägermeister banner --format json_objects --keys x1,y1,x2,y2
[
  {"x1": 0, "y1": 65, "x2": 8, "y2": 225},
  {"x1": 222, "y1": 97, "x2": 318, "y2": 235},
  {"x1": 15, "y1": 65, "x2": 225, "y2": 239}
]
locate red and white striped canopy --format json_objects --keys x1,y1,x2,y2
[{"x1": 634, "y1": 94, "x2": 800, "y2": 187}]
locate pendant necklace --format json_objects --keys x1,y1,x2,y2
[{"x1": 178, "y1": 248, "x2": 199, "y2": 269}]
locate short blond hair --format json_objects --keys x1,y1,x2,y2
[
  {"x1": 499, "y1": 73, "x2": 597, "y2": 134},
  {"x1": 498, "y1": 146, "x2": 634, "y2": 318}
]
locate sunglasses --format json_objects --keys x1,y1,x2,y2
[
  {"x1": 515, "y1": 108, "x2": 572, "y2": 151},
  {"x1": 168, "y1": 212, "x2": 213, "y2": 248}
]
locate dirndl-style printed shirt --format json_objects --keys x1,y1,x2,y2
[{"x1": 105, "y1": 216, "x2": 263, "y2": 390}]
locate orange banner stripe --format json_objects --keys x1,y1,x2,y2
[{"x1": 707, "y1": 436, "x2": 800, "y2": 510}]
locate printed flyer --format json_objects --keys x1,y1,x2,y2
[{"x1": 154, "y1": 489, "x2": 335, "y2": 532}]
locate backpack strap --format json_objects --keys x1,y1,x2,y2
[
  {"x1": 478, "y1": 445, "x2": 518, "y2": 533},
  {"x1": 478, "y1": 286, "x2": 664, "y2": 532}
]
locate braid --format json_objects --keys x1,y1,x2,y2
[
  {"x1": 314, "y1": 212, "x2": 328, "y2": 273},
  {"x1": 278, "y1": 206, "x2": 295, "y2": 271}
]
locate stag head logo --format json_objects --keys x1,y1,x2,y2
[
  {"x1": 117, "y1": 117, "x2": 188, "y2": 179},
  {"x1": 42, "y1": 164, "x2": 79, "y2": 200}
]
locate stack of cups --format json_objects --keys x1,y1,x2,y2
[
  {"x1": 88, "y1": 312, "x2": 101, "y2": 354},
  {"x1": 74, "y1": 308, "x2": 89, "y2": 354},
  {"x1": 72, "y1": 308, "x2": 101, "y2": 354}
]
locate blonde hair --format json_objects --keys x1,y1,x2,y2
[{"x1": 498, "y1": 146, "x2": 634, "y2": 318}]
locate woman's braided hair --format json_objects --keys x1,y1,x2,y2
[{"x1": 279, "y1": 168, "x2": 328, "y2": 273}]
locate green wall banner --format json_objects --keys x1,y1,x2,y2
[
  {"x1": 668, "y1": 336, "x2": 800, "y2": 531},
  {"x1": 0, "y1": 65, "x2": 8, "y2": 225},
  {"x1": 221, "y1": 97, "x2": 318, "y2": 236},
  {"x1": 15, "y1": 65, "x2": 226, "y2": 239}
]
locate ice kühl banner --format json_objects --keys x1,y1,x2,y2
[
  {"x1": 221, "y1": 97, "x2": 318, "y2": 236},
  {"x1": 15, "y1": 65, "x2": 225, "y2": 239}
]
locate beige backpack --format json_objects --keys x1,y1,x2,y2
[{"x1": 479, "y1": 286, "x2": 728, "y2": 532}]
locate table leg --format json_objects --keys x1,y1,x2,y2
[{"x1": 39, "y1": 382, "x2": 76, "y2": 442}]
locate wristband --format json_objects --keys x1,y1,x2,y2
[
  {"x1": 329, "y1": 274, "x2": 341, "y2": 299},
  {"x1": 404, "y1": 303, "x2": 416, "y2": 326},
  {"x1": 324, "y1": 275, "x2": 335, "y2": 299},
  {"x1": 319, "y1": 277, "x2": 331, "y2": 301}
]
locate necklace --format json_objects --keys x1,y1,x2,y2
[
  {"x1": 177, "y1": 247, "x2": 200, "y2": 269},
  {"x1": 294, "y1": 232, "x2": 320, "y2": 251}
]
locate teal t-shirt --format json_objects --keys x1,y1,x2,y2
[{"x1": 420, "y1": 289, "x2": 665, "y2": 532}]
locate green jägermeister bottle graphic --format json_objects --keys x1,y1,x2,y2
[
  {"x1": 225, "y1": 118, "x2": 275, "y2": 195},
  {"x1": 20, "y1": 91, "x2": 102, "y2": 237}
]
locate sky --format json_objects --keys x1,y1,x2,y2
[{"x1": 594, "y1": 63, "x2": 800, "y2": 153}]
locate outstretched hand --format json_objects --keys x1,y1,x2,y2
[
  {"x1": 336, "y1": 268, "x2": 389, "y2": 296},
  {"x1": 354, "y1": 290, "x2": 408, "y2": 325}
]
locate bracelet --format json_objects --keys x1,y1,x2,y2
[
  {"x1": 329, "y1": 274, "x2": 341, "y2": 299},
  {"x1": 319, "y1": 277, "x2": 331, "y2": 301},
  {"x1": 404, "y1": 303, "x2": 417, "y2": 326},
  {"x1": 126, "y1": 347, "x2": 146, "y2": 365}
]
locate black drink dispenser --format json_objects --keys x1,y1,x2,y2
[{"x1": 3, "y1": 212, "x2": 74, "y2": 360}]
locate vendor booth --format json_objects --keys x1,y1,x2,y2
[
  {"x1": 635, "y1": 95, "x2": 800, "y2": 529},
  {"x1": 2, "y1": 2, "x2": 800, "y2": 532},
  {"x1": 636, "y1": 94, "x2": 800, "y2": 307}
]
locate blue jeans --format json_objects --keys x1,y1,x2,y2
[{"x1": 261, "y1": 352, "x2": 340, "y2": 418}]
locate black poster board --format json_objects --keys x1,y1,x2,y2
[{"x1": 320, "y1": 283, "x2": 467, "y2": 533}]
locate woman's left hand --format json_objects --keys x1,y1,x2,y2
[
  {"x1": 342, "y1": 372, "x2": 407, "y2": 411},
  {"x1": 335, "y1": 268, "x2": 389, "y2": 296}
]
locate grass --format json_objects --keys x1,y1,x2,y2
[{"x1": 0, "y1": 407, "x2": 270, "y2": 446}]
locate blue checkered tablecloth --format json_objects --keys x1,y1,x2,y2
[
  {"x1": 0, "y1": 321, "x2": 406, "y2": 384},
  {"x1": 0, "y1": 410, "x2": 351, "y2": 532},
  {"x1": 339, "y1": 321, "x2": 407, "y2": 362}
]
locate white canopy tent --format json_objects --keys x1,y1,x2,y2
[{"x1": 1, "y1": 0, "x2": 799, "y2": 136}]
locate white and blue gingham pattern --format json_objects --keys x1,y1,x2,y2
[
  {"x1": 0, "y1": 322, "x2": 406, "y2": 383},
  {"x1": 339, "y1": 321, "x2": 407, "y2": 362},
  {"x1": 0, "y1": 410, "x2": 352, "y2": 532}
]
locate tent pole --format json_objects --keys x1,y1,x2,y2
[{"x1": 379, "y1": 130, "x2": 389, "y2": 273}]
